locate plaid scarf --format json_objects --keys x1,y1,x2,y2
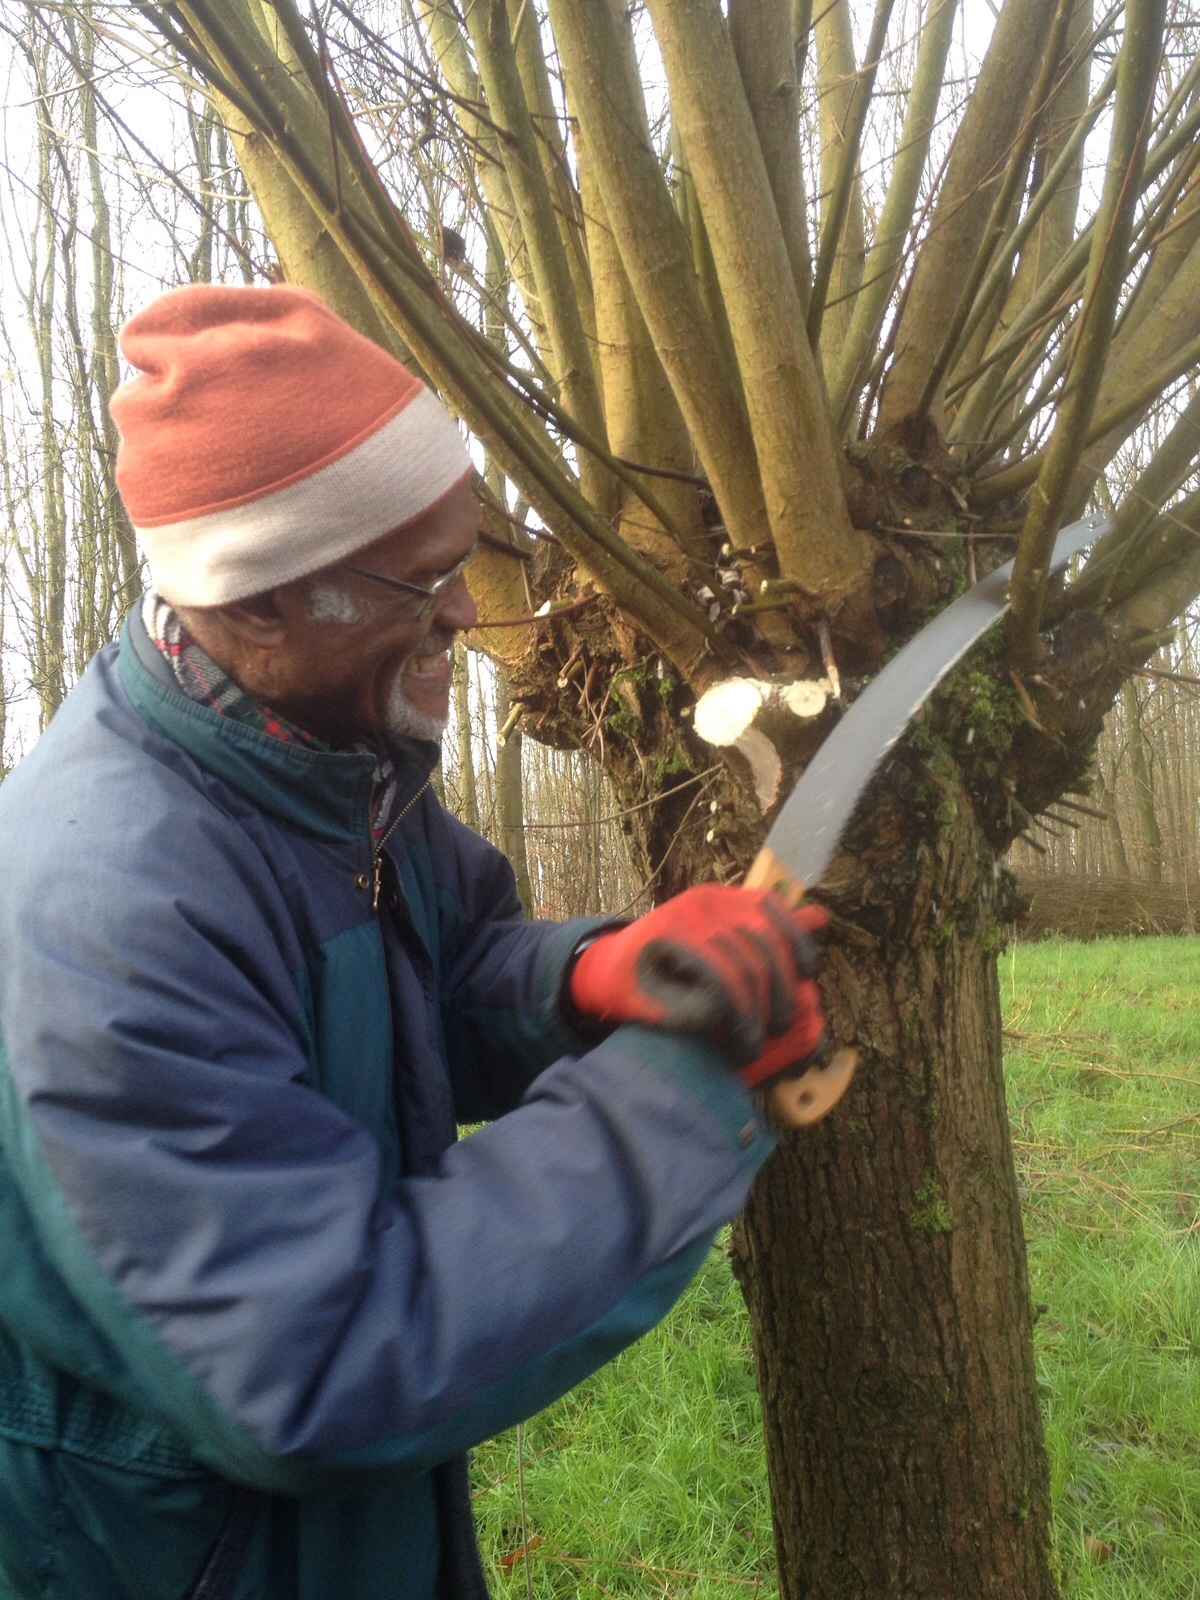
[{"x1": 144, "y1": 593, "x2": 399, "y2": 837}]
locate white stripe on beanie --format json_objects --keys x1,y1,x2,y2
[{"x1": 142, "y1": 388, "x2": 471, "y2": 607}]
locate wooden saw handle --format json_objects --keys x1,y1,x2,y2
[
  {"x1": 744, "y1": 845, "x2": 806, "y2": 905},
  {"x1": 743, "y1": 847, "x2": 857, "y2": 1130}
]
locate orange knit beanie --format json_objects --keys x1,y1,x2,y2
[{"x1": 110, "y1": 283, "x2": 471, "y2": 605}]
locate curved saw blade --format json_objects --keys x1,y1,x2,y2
[{"x1": 758, "y1": 512, "x2": 1108, "y2": 893}]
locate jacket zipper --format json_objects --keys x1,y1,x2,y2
[{"x1": 371, "y1": 777, "x2": 431, "y2": 913}]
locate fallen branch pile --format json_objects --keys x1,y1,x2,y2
[{"x1": 1013, "y1": 873, "x2": 1199, "y2": 941}]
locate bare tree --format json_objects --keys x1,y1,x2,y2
[{"x1": 1012, "y1": 612, "x2": 1200, "y2": 895}]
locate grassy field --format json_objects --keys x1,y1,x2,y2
[
  {"x1": 471, "y1": 937, "x2": 1200, "y2": 1597},
  {"x1": 1005, "y1": 938, "x2": 1200, "y2": 1598}
]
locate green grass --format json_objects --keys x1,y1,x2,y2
[
  {"x1": 1005, "y1": 938, "x2": 1200, "y2": 1598},
  {"x1": 470, "y1": 1243, "x2": 772, "y2": 1596},
  {"x1": 472, "y1": 937, "x2": 1200, "y2": 1596}
]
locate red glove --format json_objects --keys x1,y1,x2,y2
[
  {"x1": 737, "y1": 991, "x2": 827, "y2": 1089},
  {"x1": 569, "y1": 885, "x2": 827, "y2": 1068}
]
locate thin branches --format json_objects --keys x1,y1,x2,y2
[
  {"x1": 807, "y1": 0, "x2": 896, "y2": 347},
  {"x1": 1007, "y1": 0, "x2": 1167, "y2": 666}
]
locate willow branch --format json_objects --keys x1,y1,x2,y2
[
  {"x1": 913, "y1": 0, "x2": 1077, "y2": 427},
  {"x1": 807, "y1": 0, "x2": 894, "y2": 348},
  {"x1": 947, "y1": 10, "x2": 1116, "y2": 391},
  {"x1": 574, "y1": 122, "x2": 712, "y2": 574},
  {"x1": 1071, "y1": 389, "x2": 1200, "y2": 607},
  {"x1": 974, "y1": 326, "x2": 1200, "y2": 506},
  {"x1": 241, "y1": 0, "x2": 707, "y2": 567},
  {"x1": 644, "y1": 0, "x2": 872, "y2": 603},
  {"x1": 1108, "y1": 492, "x2": 1200, "y2": 645},
  {"x1": 1006, "y1": 0, "x2": 1166, "y2": 667},
  {"x1": 411, "y1": 1, "x2": 544, "y2": 344},
  {"x1": 504, "y1": 0, "x2": 595, "y2": 343},
  {"x1": 876, "y1": 0, "x2": 1062, "y2": 438},
  {"x1": 948, "y1": 56, "x2": 1200, "y2": 415},
  {"x1": 729, "y1": 0, "x2": 811, "y2": 311},
  {"x1": 457, "y1": 0, "x2": 610, "y2": 504},
  {"x1": 546, "y1": 0, "x2": 775, "y2": 564},
  {"x1": 829, "y1": 0, "x2": 955, "y2": 419}
]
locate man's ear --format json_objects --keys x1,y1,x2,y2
[{"x1": 186, "y1": 590, "x2": 288, "y2": 648}]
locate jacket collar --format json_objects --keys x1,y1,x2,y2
[{"x1": 118, "y1": 607, "x2": 439, "y2": 845}]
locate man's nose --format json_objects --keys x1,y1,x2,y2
[{"x1": 436, "y1": 576, "x2": 478, "y2": 632}]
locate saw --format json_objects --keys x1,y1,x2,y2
[{"x1": 743, "y1": 513, "x2": 1108, "y2": 1129}]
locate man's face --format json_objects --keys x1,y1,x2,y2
[{"x1": 193, "y1": 479, "x2": 481, "y2": 746}]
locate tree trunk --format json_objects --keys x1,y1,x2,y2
[
  {"x1": 1123, "y1": 678, "x2": 1164, "y2": 883},
  {"x1": 734, "y1": 784, "x2": 1054, "y2": 1599},
  {"x1": 1097, "y1": 768, "x2": 1131, "y2": 877},
  {"x1": 495, "y1": 666, "x2": 533, "y2": 914},
  {"x1": 453, "y1": 640, "x2": 480, "y2": 832}
]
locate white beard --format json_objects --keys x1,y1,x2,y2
[
  {"x1": 383, "y1": 627, "x2": 455, "y2": 741},
  {"x1": 383, "y1": 678, "x2": 448, "y2": 742}
]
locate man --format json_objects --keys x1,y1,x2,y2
[{"x1": 0, "y1": 285, "x2": 824, "y2": 1599}]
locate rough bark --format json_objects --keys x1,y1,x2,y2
[{"x1": 734, "y1": 758, "x2": 1054, "y2": 1599}]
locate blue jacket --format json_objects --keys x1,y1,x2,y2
[{"x1": 0, "y1": 613, "x2": 771, "y2": 1600}]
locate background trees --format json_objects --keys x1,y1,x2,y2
[
  {"x1": 0, "y1": 1, "x2": 262, "y2": 743},
  {"x1": 4, "y1": 1, "x2": 1200, "y2": 1594}
]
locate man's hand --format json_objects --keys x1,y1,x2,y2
[
  {"x1": 568, "y1": 885, "x2": 826, "y2": 1070},
  {"x1": 737, "y1": 991, "x2": 826, "y2": 1089}
]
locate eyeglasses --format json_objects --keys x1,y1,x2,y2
[{"x1": 341, "y1": 544, "x2": 476, "y2": 621}]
